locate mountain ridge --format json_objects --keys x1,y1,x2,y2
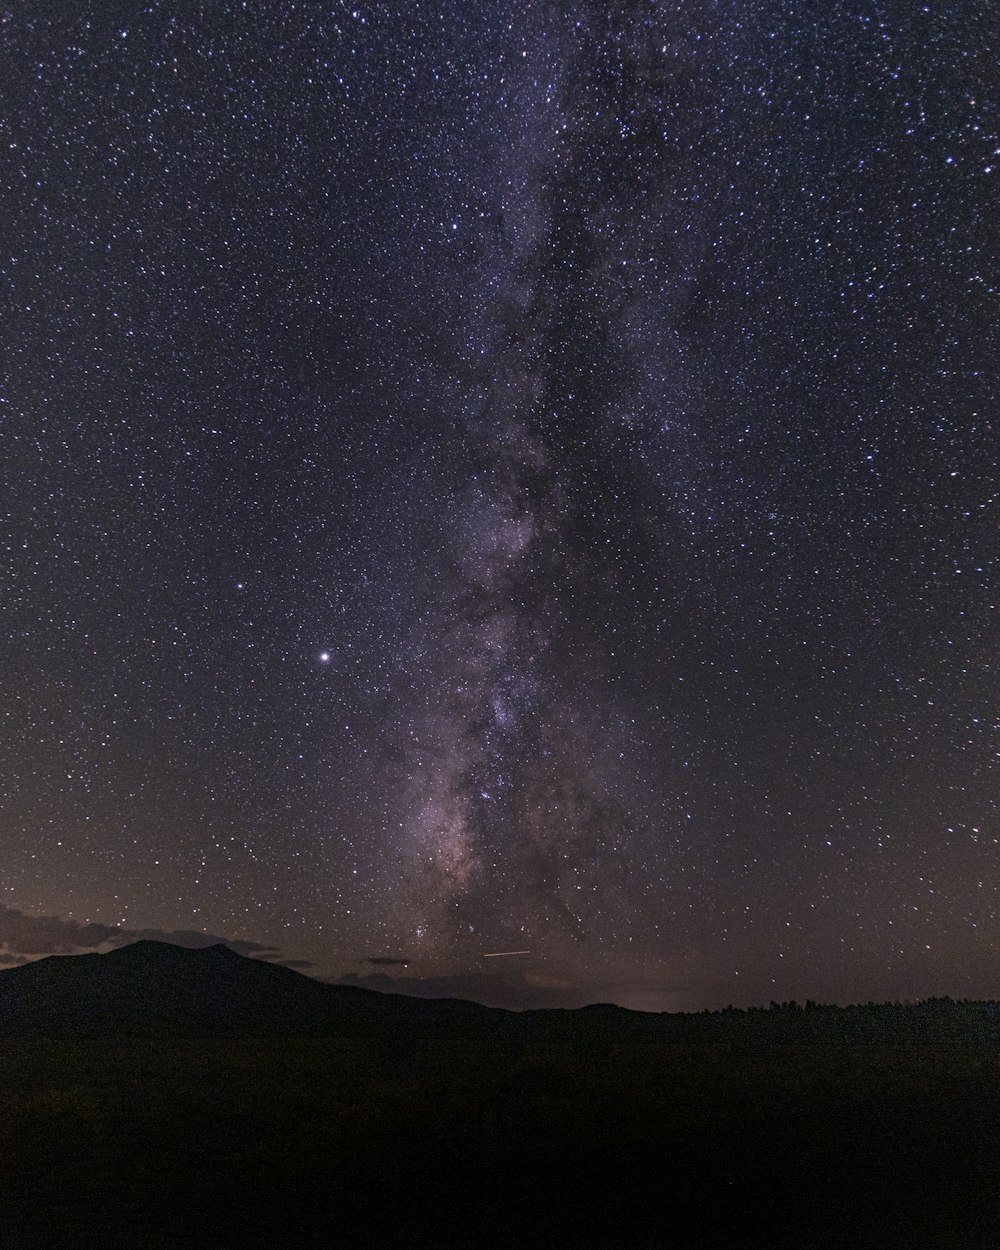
[
  {"x1": 2, "y1": 940, "x2": 1000, "y2": 1045},
  {"x1": 0, "y1": 940, "x2": 514, "y2": 1040}
]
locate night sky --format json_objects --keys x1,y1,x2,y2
[{"x1": 3, "y1": 0, "x2": 998, "y2": 1011}]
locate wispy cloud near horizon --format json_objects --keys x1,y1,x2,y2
[{"x1": 0, "y1": 905, "x2": 304, "y2": 968}]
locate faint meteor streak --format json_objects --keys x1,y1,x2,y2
[{"x1": 482, "y1": 950, "x2": 531, "y2": 958}]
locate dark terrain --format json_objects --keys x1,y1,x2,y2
[{"x1": 1, "y1": 942, "x2": 998, "y2": 1248}]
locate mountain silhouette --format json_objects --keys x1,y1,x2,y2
[
  {"x1": 0, "y1": 941, "x2": 511, "y2": 1040},
  {"x1": 2, "y1": 941, "x2": 999, "y2": 1044}
]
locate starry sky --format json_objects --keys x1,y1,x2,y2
[{"x1": 2, "y1": 0, "x2": 998, "y2": 1011}]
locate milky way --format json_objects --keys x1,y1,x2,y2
[
  {"x1": 396, "y1": 5, "x2": 705, "y2": 966},
  {"x1": 2, "y1": 1, "x2": 998, "y2": 1009}
]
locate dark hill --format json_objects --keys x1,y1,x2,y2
[
  {"x1": 0, "y1": 941, "x2": 510, "y2": 1040},
  {"x1": 2, "y1": 941, "x2": 1000, "y2": 1044}
]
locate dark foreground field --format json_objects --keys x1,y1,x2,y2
[{"x1": 1, "y1": 1039, "x2": 999, "y2": 1249}]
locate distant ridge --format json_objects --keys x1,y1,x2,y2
[{"x1": 1, "y1": 941, "x2": 999, "y2": 1044}]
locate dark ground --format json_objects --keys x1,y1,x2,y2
[{"x1": 1, "y1": 1038, "x2": 999, "y2": 1248}]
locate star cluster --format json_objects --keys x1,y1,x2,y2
[{"x1": 2, "y1": 1, "x2": 997, "y2": 1010}]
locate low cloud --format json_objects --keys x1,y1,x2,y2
[
  {"x1": 364, "y1": 956, "x2": 411, "y2": 967},
  {"x1": 0, "y1": 905, "x2": 305, "y2": 966}
]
